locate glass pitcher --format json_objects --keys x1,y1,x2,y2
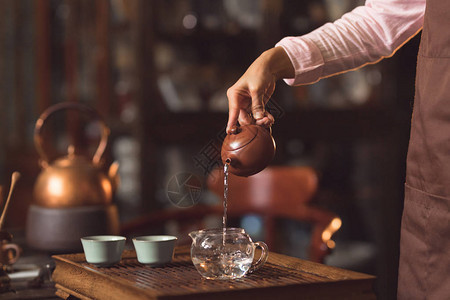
[{"x1": 189, "y1": 228, "x2": 268, "y2": 280}]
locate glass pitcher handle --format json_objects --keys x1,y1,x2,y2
[{"x1": 248, "y1": 241, "x2": 268, "y2": 274}]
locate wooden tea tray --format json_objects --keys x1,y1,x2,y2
[{"x1": 52, "y1": 246, "x2": 376, "y2": 300}]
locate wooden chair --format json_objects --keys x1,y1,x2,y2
[
  {"x1": 206, "y1": 166, "x2": 341, "y2": 263},
  {"x1": 121, "y1": 166, "x2": 341, "y2": 263}
]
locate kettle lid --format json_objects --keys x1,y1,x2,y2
[
  {"x1": 52, "y1": 154, "x2": 92, "y2": 168},
  {"x1": 222, "y1": 125, "x2": 258, "y2": 151}
]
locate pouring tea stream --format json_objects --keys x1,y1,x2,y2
[{"x1": 188, "y1": 125, "x2": 274, "y2": 280}]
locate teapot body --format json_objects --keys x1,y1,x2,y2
[{"x1": 221, "y1": 124, "x2": 275, "y2": 177}]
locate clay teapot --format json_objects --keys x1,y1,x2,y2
[
  {"x1": 221, "y1": 124, "x2": 276, "y2": 177},
  {"x1": 33, "y1": 102, "x2": 119, "y2": 208}
]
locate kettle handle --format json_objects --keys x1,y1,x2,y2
[{"x1": 34, "y1": 102, "x2": 109, "y2": 166}]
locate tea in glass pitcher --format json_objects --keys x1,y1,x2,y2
[{"x1": 189, "y1": 228, "x2": 268, "y2": 280}]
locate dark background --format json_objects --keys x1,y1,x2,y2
[{"x1": 0, "y1": 1, "x2": 420, "y2": 299}]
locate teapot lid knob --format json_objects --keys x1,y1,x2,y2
[{"x1": 229, "y1": 126, "x2": 240, "y2": 135}]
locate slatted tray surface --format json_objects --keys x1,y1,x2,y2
[{"x1": 52, "y1": 246, "x2": 376, "y2": 300}]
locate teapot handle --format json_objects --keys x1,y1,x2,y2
[{"x1": 34, "y1": 102, "x2": 109, "y2": 166}]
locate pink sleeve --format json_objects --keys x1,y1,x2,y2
[{"x1": 276, "y1": 0, "x2": 426, "y2": 86}]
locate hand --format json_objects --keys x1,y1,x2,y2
[
  {"x1": 226, "y1": 47, "x2": 295, "y2": 134},
  {"x1": 226, "y1": 64, "x2": 276, "y2": 133}
]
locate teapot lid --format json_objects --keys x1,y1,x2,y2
[{"x1": 222, "y1": 125, "x2": 258, "y2": 151}]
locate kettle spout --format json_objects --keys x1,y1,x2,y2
[{"x1": 108, "y1": 161, "x2": 120, "y2": 192}]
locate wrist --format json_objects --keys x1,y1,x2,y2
[{"x1": 260, "y1": 47, "x2": 295, "y2": 81}]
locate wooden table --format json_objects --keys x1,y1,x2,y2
[{"x1": 52, "y1": 246, "x2": 376, "y2": 300}]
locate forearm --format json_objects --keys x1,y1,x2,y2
[
  {"x1": 257, "y1": 47, "x2": 295, "y2": 81},
  {"x1": 277, "y1": 0, "x2": 425, "y2": 86}
]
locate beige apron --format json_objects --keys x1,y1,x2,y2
[{"x1": 398, "y1": 0, "x2": 450, "y2": 298}]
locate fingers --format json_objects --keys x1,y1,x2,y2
[
  {"x1": 252, "y1": 104, "x2": 265, "y2": 120},
  {"x1": 251, "y1": 93, "x2": 265, "y2": 120},
  {"x1": 227, "y1": 89, "x2": 275, "y2": 134},
  {"x1": 251, "y1": 93, "x2": 274, "y2": 127},
  {"x1": 238, "y1": 109, "x2": 253, "y2": 126},
  {"x1": 253, "y1": 90, "x2": 274, "y2": 127},
  {"x1": 227, "y1": 72, "x2": 276, "y2": 134},
  {"x1": 253, "y1": 82, "x2": 276, "y2": 127},
  {"x1": 255, "y1": 113, "x2": 275, "y2": 128},
  {"x1": 250, "y1": 81, "x2": 274, "y2": 120}
]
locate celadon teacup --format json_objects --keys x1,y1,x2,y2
[
  {"x1": 81, "y1": 235, "x2": 126, "y2": 267},
  {"x1": 132, "y1": 235, "x2": 177, "y2": 265}
]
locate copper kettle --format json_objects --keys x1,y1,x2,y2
[
  {"x1": 33, "y1": 103, "x2": 119, "y2": 208},
  {"x1": 221, "y1": 124, "x2": 276, "y2": 177}
]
